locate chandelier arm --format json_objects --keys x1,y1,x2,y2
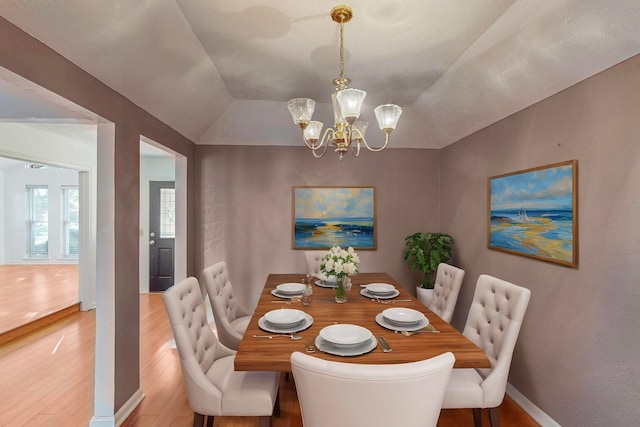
[
  {"x1": 302, "y1": 138, "x2": 319, "y2": 150},
  {"x1": 358, "y1": 130, "x2": 391, "y2": 152},
  {"x1": 312, "y1": 144, "x2": 329, "y2": 158},
  {"x1": 302, "y1": 128, "x2": 335, "y2": 157},
  {"x1": 351, "y1": 140, "x2": 361, "y2": 157},
  {"x1": 301, "y1": 128, "x2": 326, "y2": 151},
  {"x1": 319, "y1": 127, "x2": 335, "y2": 149}
]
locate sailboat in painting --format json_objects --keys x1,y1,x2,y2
[{"x1": 516, "y1": 208, "x2": 529, "y2": 222}]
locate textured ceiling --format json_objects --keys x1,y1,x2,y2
[{"x1": 1, "y1": 0, "x2": 640, "y2": 149}]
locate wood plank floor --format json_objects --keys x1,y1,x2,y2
[
  {"x1": 0, "y1": 293, "x2": 540, "y2": 426},
  {"x1": 0, "y1": 264, "x2": 79, "y2": 335}
]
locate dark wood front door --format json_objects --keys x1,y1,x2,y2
[{"x1": 149, "y1": 181, "x2": 175, "y2": 292}]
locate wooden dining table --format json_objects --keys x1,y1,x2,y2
[{"x1": 234, "y1": 272, "x2": 490, "y2": 372}]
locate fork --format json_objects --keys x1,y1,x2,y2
[
  {"x1": 399, "y1": 326, "x2": 440, "y2": 336},
  {"x1": 370, "y1": 298, "x2": 412, "y2": 304},
  {"x1": 253, "y1": 333, "x2": 304, "y2": 340},
  {"x1": 271, "y1": 296, "x2": 303, "y2": 304}
]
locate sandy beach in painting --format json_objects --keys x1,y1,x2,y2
[{"x1": 490, "y1": 209, "x2": 573, "y2": 262}]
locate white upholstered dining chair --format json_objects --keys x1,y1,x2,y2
[
  {"x1": 291, "y1": 351, "x2": 455, "y2": 427},
  {"x1": 201, "y1": 261, "x2": 251, "y2": 350},
  {"x1": 303, "y1": 250, "x2": 328, "y2": 277},
  {"x1": 428, "y1": 263, "x2": 465, "y2": 323},
  {"x1": 163, "y1": 277, "x2": 280, "y2": 427},
  {"x1": 441, "y1": 274, "x2": 531, "y2": 427}
]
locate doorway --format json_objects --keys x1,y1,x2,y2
[{"x1": 148, "y1": 181, "x2": 175, "y2": 292}]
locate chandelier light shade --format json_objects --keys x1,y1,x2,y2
[
  {"x1": 286, "y1": 5, "x2": 402, "y2": 160},
  {"x1": 287, "y1": 98, "x2": 316, "y2": 127},
  {"x1": 336, "y1": 88, "x2": 367, "y2": 124},
  {"x1": 374, "y1": 104, "x2": 403, "y2": 130}
]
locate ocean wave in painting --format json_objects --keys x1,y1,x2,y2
[
  {"x1": 490, "y1": 209, "x2": 573, "y2": 261},
  {"x1": 294, "y1": 217, "x2": 374, "y2": 248}
]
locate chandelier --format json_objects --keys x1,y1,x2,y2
[{"x1": 287, "y1": 5, "x2": 402, "y2": 160}]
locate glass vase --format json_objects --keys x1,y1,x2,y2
[{"x1": 334, "y1": 276, "x2": 347, "y2": 303}]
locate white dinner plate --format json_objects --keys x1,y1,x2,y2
[
  {"x1": 276, "y1": 282, "x2": 306, "y2": 295},
  {"x1": 258, "y1": 314, "x2": 314, "y2": 334},
  {"x1": 319, "y1": 324, "x2": 373, "y2": 347},
  {"x1": 375, "y1": 313, "x2": 429, "y2": 332},
  {"x1": 315, "y1": 336, "x2": 378, "y2": 357},
  {"x1": 315, "y1": 280, "x2": 337, "y2": 288},
  {"x1": 360, "y1": 289, "x2": 400, "y2": 300},
  {"x1": 264, "y1": 308, "x2": 306, "y2": 327},
  {"x1": 365, "y1": 283, "x2": 396, "y2": 295},
  {"x1": 382, "y1": 307, "x2": 425, "y2": 325},
  {"x1": 271, "y1": 289, "x2": 303, "y2": 299}
]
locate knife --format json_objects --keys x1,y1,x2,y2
[{"x1": 378, "y1": 336, "x2": 392, "y2": 352}]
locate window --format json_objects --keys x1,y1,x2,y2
[
  {"x1": 27, "y1": 185, "x2": 48, "y2": 257},
  {"x1": 160, "y1": 187, "x2": 175, "y2": 238},
  {"x1": 62, "y1": 186, "x2": 80, "y2": 257}
]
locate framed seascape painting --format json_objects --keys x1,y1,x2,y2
[
  {"x1": 292, "y1": 186, "x2": 376, "y2": 250},
  {"x1": 488, "y1": 160, "x2": 578, "y2": 267}
]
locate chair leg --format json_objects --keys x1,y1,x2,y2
[
  {"x1": 206, "y1": 415, "x2": 214, "y2": 427},
  {"x1": 488, "y1": 407, "x2": 500, "y2": 427},
  {"x1": 258, "y1": 415, "x2": 272, "y2": 427},
  {"x1": 193, "y1": 412, "x2": 205, "y2": 427},
  {"x1": 472, "y1": 408, "x2": 482, "y2": 427}
]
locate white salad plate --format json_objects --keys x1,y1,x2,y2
[
  {"x1": 360, "y1": 289, "x2": 400, "y2": 300},
  {"x1": 315, "y1": 336, "x2": 377, "y2": 357},
  {"x1": 258, "y1": 314, "x2": 313, "y2": 334},
  {"x1": 264, "y1": 308, "x2": 306, "y2": 327},
  {"x1": 365, "y1": 283, "x2": 396, "y2": 295},
  {"x1": 382, "y1": 307, "x2": 425, "y2": 325},
  {"x1": 271, "y1": 289, "x2": 303, "y2": 299},
  {"x1": 375, "y1": 313, "x2": 429, "y2": 332},
  {"x1": 276, "y1": 282, "x2": 307, "y2": 295},
  {"x1": 316, "y1": 273, "x2": 337, "y2": 284},
  {"x1": 319, "y1": 324, "x2": 373, "y2": 348},
  {"x1": 315, "y1": 280, "x2": 337, "y2": 288}
]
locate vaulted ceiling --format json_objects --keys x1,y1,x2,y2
[{"x1": 1, "y1": 1, "x2": 639, "y2": 149}]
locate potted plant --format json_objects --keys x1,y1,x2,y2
[{"x1": 403, "y1": 232, "x2": 454, "y2": 306}]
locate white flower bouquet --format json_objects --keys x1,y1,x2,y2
[
  {"x1": 320, "y1": 246, "x2": 360, "y2": 303},
  {"x1": 320, "y1": 246, "x2": 360, "y2": 278}
]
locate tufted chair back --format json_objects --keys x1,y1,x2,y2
[
  {"x1": 428, "y1": 263, "x2": 465, "y2": 323},
  {"x1": 164, "y1": 277, "x2": 280, "y2": 425},
  {"x1": 201, "y1": 261, "x2": 231, "y2": 299},
  {"x1": 291, "y1": 351, "x2": 455, "y2": 427},
  {"x1": 202, "y1": 261, "x2": 251, "y2": 350},
  {"x1": 162, "y1": 277, "x2": 235, "y2": 415},
  {"x1": 304, "y1": 251, "x2": 329, "y2": 277},
  {"x1": 462, "y1": 274, "x2": 531, "y2": 407}
]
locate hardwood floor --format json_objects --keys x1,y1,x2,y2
[
  {"x1": 0, "y1": 293, "x2": 540, "y2": 426},
  {"x1": 0, "y1": 264, "x2": 79, "y2": 337}
]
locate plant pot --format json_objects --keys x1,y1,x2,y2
[{"x1": 416, "y1": 286, "x2": 434, "y2": 308}]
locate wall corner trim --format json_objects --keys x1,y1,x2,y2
[
  {"x1": 506, "y1": 383, "x2": 561, "y2": 427},
  {"x1": 115, "y1": 388, "x2": 145, "y2": 426}
]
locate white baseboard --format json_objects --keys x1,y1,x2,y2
[
  {"x1": 89, "y1": 416, "x2": 115, "y2": 427},
  {"x1": 506, "y1": 383, "x2": 561, "y2": 427},
  {"x1": 115, "y1": 388, "x2": 145, "y2": 426}
]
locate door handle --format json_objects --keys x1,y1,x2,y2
[{"x1": 149, "y1": 240, "x2": 155, "y2": 245}]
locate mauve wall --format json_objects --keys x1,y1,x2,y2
[
  {"x1": 440, "y1": 55, "x2": 640, "y2": 425},
  {"x1": 0, "y1": 16, "x2": 197, "y2": 417},
  {"x1": 195, "y1": 145, "x2": 440, "y2": 310}
]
